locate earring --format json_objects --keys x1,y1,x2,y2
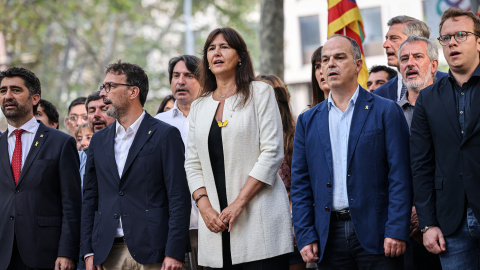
[
  {"x1": 238, "y1": 62, "x2": 242, "y2": 66},
  {"x1": 208, "y1": 66, "x2": 211, "y2": 69}
]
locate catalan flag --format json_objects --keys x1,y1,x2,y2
[{"x1": 328, "y1": 0, "x2": 368, "y2": 88}]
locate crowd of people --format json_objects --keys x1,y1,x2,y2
[{"x1": 0, "y1": 6, "x2": 480, "y2": 270}]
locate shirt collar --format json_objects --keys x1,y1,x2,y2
[
  {"x1": 397, "y1": 90, "x2": 413, "y2": 108},
  {"x1": 448, "y1": 62, "x2": 480, "y2": 82},
  {"x1": 8, "y1": 117, "x2": 39, "y2": 137},
  {"x1": 115, "y1": 110, "x2": 146, "y2": 135},
  {"x1": 327, "y1": 85, "x2": 360, "y2": 111},
  {"x1": 171, "y1": 101, "x2": 184, "y2": 117}
]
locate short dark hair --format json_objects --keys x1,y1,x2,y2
[
  {"x1": 0, "y1": 67, "x2": 41, "y2": 112},
  {"x1": 85, "y1": 91, "x2": 102, "y2": 112},
  {"x1": 68, "y1": 97, "x2": 87, "y2": 114},
  {"x1": 369, "y1": 65, "x2": 397, "y2": 81},
  {"x1": 439, "y1": 7, "x2": 480, "y2": 36},
  {"x1": 157, "y1": 95, "x2": 176, "y2": 114},
  {"x1": 38, "y1": 99, "x2": 59, "y2": 129},
  {"x1": 168, "y1": 55, "x2": 201, "y2": 84},
  {"x1": 105, "y1": 60, "x2": 149, "y2": 106}
]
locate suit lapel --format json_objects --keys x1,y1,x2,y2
[
  {"x1": 316, "y1": 102, "x2": 334, "y2": 179},
  {"x1": 121, "y1": 113, "x2": 156, "y2": 179},
  {"x1": 0, "y1": 131, "x2": 15, "y2": 187},
  {"x1": 104, "y1": 123, "x2": 121, "y2": 184},
  {"x1": 347, "y1": 88, "x2": 372, "y2": 170},
  {"x1": 17, "y1": 123, "x2": 50, "y2": 186},
  {"x1": 439, "y1": 79, "x2": 462, "y2": 142}
]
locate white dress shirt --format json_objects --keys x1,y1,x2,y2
[
  {"x1": 155, "y1": 101, "x2": 199, "y2": 230},
  {"x1": 396, "y1": 71, "x2": 404, "y2": 102},
  {"x1": 328, "y1": 87, "x2": 359, "y2": 211},
  {"x1": 8, "y1": 117, "x2": 39, "y2": 167},
  {"x1": 114, "y1": 110, "x2": 146, "y2": 237}
]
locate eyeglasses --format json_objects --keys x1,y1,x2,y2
[
  {"x1": 68, "y1": 114, "x2": 88, "y2": 122},
  {"x1": 100, "y1": 82, "x2": 135, "y2": 93},
  {"x1": 437, "y1": 31, "x2": 480, "y2": 46}
]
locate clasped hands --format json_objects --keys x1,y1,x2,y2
[{"x1": 199, "y1": 200, "x2": 245, "y2": 233}]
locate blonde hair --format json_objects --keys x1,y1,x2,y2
[{"x1": 74, "y1": 122, "x2": 93, "y2": 139}]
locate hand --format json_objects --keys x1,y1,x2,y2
[
  {"x1": 219, "y1": 200, "x2": 245, "y2": 232},
  {"x1": 85, "y1": 256, "x2": 103, "y2": 270},
  {"x1": 198, "y1": 205, "x2": 227, "y2": 233},
  {"x1": 300, "y1": 242, "x2": 319, "y2": 263},
  {"x1": 54, "y1": 257, "x2": 75, "y2": 270},
  {"x1": 423, "y1": 226, "x2": 446, "y2": 254},
  {"x1": 161, "y1": 256, "x2": 182, "y2": 270},
  {"x1": 384, "y1": 238, "x2": 406, "y2": 257}
]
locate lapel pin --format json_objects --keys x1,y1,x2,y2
[
  {"x1": 217, "y1": 120, "x2": 228, "y2": 128},
  {"x1": 365, "y1": 105, "x2": 369, "y2": 110},
  {"x1": 35, "y1": 141, "x2": 39, "y2": 147},
  {"x1": 148, "y1": 130, "x2": 151, "y2": 134},
  {"x1": 40, "y1": 134, "x2": 44, "y2": 138}
]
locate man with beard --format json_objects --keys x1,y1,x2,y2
[
  {"x1": 397, "y1": 36, "x2": 442, "y2": 270},
  {"x1": 81, "y1": 61, "x2": 190, "y2": 270},
  {"x1": 0, "y1": 67, "x2": 81, "y2": 270},
  {"x1": 375, "y1": 16, "x2": 447, "y2": 101},
  {"x1": 86, "y1": 91, "x2": 115, "y2": 133},
  {"x1": 155, "y1": 55, "x2": 202, "y2": 270}
]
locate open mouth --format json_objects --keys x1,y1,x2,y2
[
  {"x1": 450, "y1": 51, "x2": 461, "y2": 57},
  {"x1": 406, "y1": 69, "x2": 419, "y2": 79},
  {"x1": 213, "y1": 60, "x2": 224, "y2": 65},
  {"x1": 386, "y1": 51, "x2": 396, "y2": 58},
  {"x1": 328, "y1": 71, "x2": 339, "y2": 77},
  {"x1": 103, "y1": 98, "x2": 112, "y2": 105},
  {"x1": 176, "y1": 88, "x2": 189, "y2": 94}
]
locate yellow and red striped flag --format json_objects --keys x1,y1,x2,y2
[{"x1": 328, "y1": 0, "x2": 368, "y2": 88}]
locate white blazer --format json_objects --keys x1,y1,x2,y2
[{"x1": 185, "y1": 81, "x2": 293, "y2": 267}]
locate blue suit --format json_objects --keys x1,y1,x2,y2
[
  {"x1": 291, "y1": 87, "x2": 412, "y2": 261},
  {"x1": 374, "y1": 72, "x2": 448, "y2": 101},
  {"x1": 81, "y1": 113, "x2": 190, "y2": 265}
]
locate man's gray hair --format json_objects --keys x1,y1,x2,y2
[
  {"x1": 387, "y1": 15, "x2": 430, "y2": 39},
  {"x1": 399, "y1": 36, "x2": 438, "y2": 61},
  {"x1": 328, "y1": 34, "x2": 362, "y2": 61}
]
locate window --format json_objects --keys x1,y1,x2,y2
[
  {"x1": 360, "y1": 7, "x2": 383, "y2": 56},
  {"x1": 299, "y1": 15, "x2": 320, "y2": 65}
]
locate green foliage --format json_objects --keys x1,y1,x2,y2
[{"x1": 0, "y1": 0, "x2": 258, "y2": 131}]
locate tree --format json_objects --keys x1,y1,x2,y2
[{"x1": 259, "y1": 0, "x2": 284, "y2": 80}]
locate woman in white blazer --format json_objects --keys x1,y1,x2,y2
[{"x1": 185, "y1": 27, "x2": 293, "y2": 269}]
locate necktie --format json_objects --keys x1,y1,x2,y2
[
  {"x1": 12, "y1": 129, "x2": 24, "y2": 185},
  {"x1": 400, "y1": 83, "x2": 408, "y2": 101}
]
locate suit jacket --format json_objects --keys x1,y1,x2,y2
[
  {"x1": 374, "y1": 71, "x2": 448, "y2": 101},
  {"x1": 291, "y1": 87, "x2": 412, "y2": 261},
  {"x1": 410, "y1": 72, "x2": 480, "y2": 236},
  {"x1": 185, "y1": 81, "x2": 293, "y2": 267},
  {"x1": 81, "y1": 112, "x2": 190, "y2": 265},
  {"x1": 0, "y1": 121, "x2": 81, "y2": 269}
]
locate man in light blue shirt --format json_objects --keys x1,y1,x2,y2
[
  {"x1": 155, "y1": 55, "x2": 202, "y2": 270},
  {"x1": 292, "y1": 35, "x2": 411, "y2": 270}
]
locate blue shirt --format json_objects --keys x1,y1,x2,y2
[
  {"x1": 78, "y1": 150, "x2": 87, "y2": 200},
  {"x1": 449, "y1": 64, "x2": 480, "y2": 135},
  {"x1": 328, "y1": 86, "x2": 359, "y2": 211}
]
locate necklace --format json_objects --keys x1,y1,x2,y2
[{"x1": 217, "y1": 84, "x2": 236, "y2": 98}]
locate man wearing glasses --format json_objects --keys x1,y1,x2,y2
[
  {"x1": 65, "y1": 97, "x2": 88, "y2": 136},
  {"x1": 410, "y1": 7, "x2": 480, "y2": 269},
  {"x1": 81, "y1": 61, "x2": 190, "y2": 270}
]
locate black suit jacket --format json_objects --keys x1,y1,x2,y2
[
  {"x1": 410, "y1": 73, "x2": 480, "y2": 235},
  {"x1": 81, "y1": 113, "x2": 190, "y2": 265},
  {"x1": 0, "y1": 121, "x2": 81, "y2": 269}
]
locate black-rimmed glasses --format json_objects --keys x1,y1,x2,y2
[
  {"x1": 100, "y1": 82, "x2": 135, "y2": 93},
  {"x1": 437, "y1": 31, "x2": 480, "y2": 46}
]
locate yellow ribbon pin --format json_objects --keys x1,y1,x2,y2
[
  {"x1": 148, "y1": 130, "x2": 151, "y2": 134},
  {"x1": 365, "y1": 105, "x2": 369, "y2": 110},
  {"x1": 217, "y1": 120, "x2": 228, "y2": 127},
  {"x1": 35, "y1": 141, "x2": 39, "y2": 146}
]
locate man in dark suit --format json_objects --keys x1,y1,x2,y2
[
  {"x1": 410, "y1": 8, "x2": 480, "y2": 269},
  {"x1": 81, "y1": 61, "x2": 190, "y2": 270},
  {"x1": 291, "y1": 35, "x2": 412, "y2": 269},
  {"x1": 0, "y1": 67, "x2": 81, "y2": 270},
  {"x1": 375, "y1": 15, "x2": 447, "y2": 101}
]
